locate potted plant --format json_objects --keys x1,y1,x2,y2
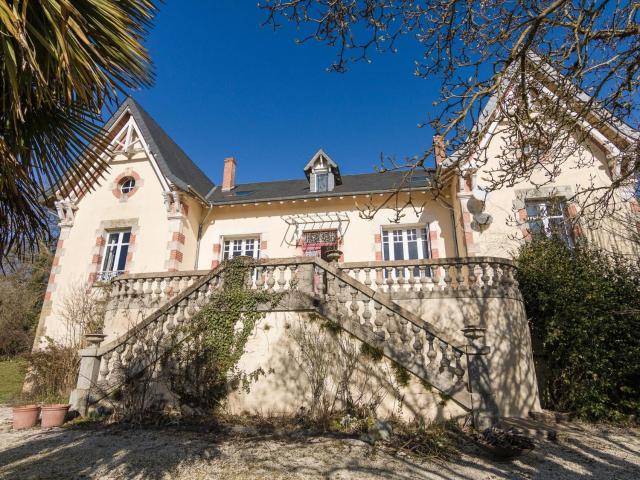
[
  {"x1": 12, "y1": 404, "x2": 40, "y2": 430},
  {"x1": 40, "y1": 403, "x2": 71, "y2": 428},
  {"x1": 324, "y1": 249, "x2": 343, "y2": 263}
]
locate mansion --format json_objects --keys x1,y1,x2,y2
[{"x1": 37, "y1": 83, "x2": 637, "y2": 424}]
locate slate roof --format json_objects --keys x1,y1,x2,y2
[
  {"x1": 104, "y1": 98, "x2": 434, "y2": 205},
  {"x1": 105, "y1": 97, "x2": 215, "y2": 199},
  {"x1": 207, "y1": 170, "x2": 435, "y2": 205}
]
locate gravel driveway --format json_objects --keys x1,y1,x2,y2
[{"x1": 1, "y1": 407, "x2": 638, "y2": 479}]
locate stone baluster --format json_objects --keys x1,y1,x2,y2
[
  {"x1": 443, "y1": 265, "x2": 453, "y2": 292},
  {"x1": 361, "y1": 297, "x2": 372, "y2": 327},
  {"x1": 481, "y1": 262, "x2": 491, "y2": 289},
  {"x1": 277, "y1": 265, "x2": 287, "y2": 290},
  {"x1": 349, "y1": 287, "x2": 360, "y2": 322},
  {"x1": 456, "y1": 264, "x2": 466, "y2": 291},
  {"x1": 363, "y1": 268, "x2": 371, "y2": 288},
  {"x1": 373, "y1": 303, "x2": 385, "y2": 341},
  {"x1": 439, "y1": 340, "x2": 451, "y2": 373},
  {"x1": 385, "y1": 267, "x2": 394, "y2": 292}
]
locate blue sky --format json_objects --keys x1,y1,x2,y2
[{"x1": 129, "y1": 1, "x2": 439, "y2": 185}]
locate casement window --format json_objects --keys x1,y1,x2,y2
[
  {"x1": 381, "y1": 227, "x2": 431, "y2": 277},
  {"x1": 315, "y1": 172, "x2": 329, "y2": 192},
  {"x1": 525, "y1": 200, "x2": 574, "y2": 247},
  {"x1": 99, "y1": 230, "x2": 131, "y2": 281},
  {"x1": 222, "y1": 237, "x2": 260, "y2": 260}
]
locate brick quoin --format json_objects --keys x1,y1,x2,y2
[
  {"x1": 169, "y1": 250, "x2": 183, "y2": 262},
  {"x1": 260, "y1": 240, "x2": 268, "y2": 251},
  {"x1": 172, "y1": 232, "x2": 186, "y2": 244},
  {"x1": 211, "y1": 260, "x2": 220, "y2": 269},
  {"x1": 212, "y1": 243, "x2": 221, "y2": 254}
]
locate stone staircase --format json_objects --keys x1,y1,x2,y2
[{"x1": 71, "y1": 256, "x2": 520, "y2": 426}]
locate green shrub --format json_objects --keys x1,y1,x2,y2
[{"x1": 517, "y1": 238, "x2": 640, "y2": 421}]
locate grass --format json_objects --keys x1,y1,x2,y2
[{"x1": 0, "y1": 358, "x2": 27, "y2": 404}]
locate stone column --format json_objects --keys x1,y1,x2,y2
[
  {"x1": 69, "y1": 334, "x2": 105, "y2": 415},
  {"x1": 462, "y1": 325, "x2": 498, "y2": 429}
]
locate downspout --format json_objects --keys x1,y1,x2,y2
[{"x1": 194, "y1": 204, "x2": 215, "y2": 270}]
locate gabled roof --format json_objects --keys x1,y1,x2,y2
[
  {"x1": 207, "y1": 169, "x2": 435, "y2": 205},
  {"x1": 442, "y1": 52, "x2": 639, "y2": 169},
  {"x1": 105, "y1": 97, "x2": 215, "y2": 199}
]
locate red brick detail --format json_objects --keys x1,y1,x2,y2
[
  {"x1": 430, "y1": 247, "x2": 440, "y2": 259},
  {"x1": 517, "y1": 208, "x2": 528, "y2": 223},
  {"x1": 91, "y1": 254, "x2": 102, "y2": 265},
  {"x1": 44, "y1": 291, "x2": 53, "y2": 301},
  {"x1": 211, "y1": 260, "x2": 220, "y2": 269},
  {"x1": 212, "y1": 243, "x2": 221, "y2": 254},
  {"x1": 375, "y1": 251, "x2": 383, "y2": 261},
  {"x1": 428, "y1": 230, "x2": 438, "y2": 242},
  {"x1": 52, "y1": 255, "x2": 61, "y2": 267},
  {"x1": 222, "y1": 157, "x2": 237, "y2": 191},
  {"x1": 172, "y1": 232, "x2": 186, "y2": 244},
  {"x1": 126, "y1": 252, "x2": 133, "y2": 262},
  {"x1": 95, "y1": 236, "x2": 105, "y2": 247},
  {"x1": 517, "y1": 208, "x2": 531, "y2": 240},
  {"x1": 260, "y1": 240, "x2": 268, "y2": 250},
  {"x1": 88, "y1": 272, "x2": 97, "y2": 284},
  {"x1": 129, "y1": 233, "x2": 136, "y2": 245},
  {"x1": 112, "y1": 170, "x2": 141, "y2": 199},
  {"x1": 57, "y1": 239, "x2": 65, "y2": 250},
  {"x1": 168, "y1": 267, "x2": 179, "y2": 273},
  {"x1": 464, "y1": 175, "x2": 473, "y2": 192},
  {"x1": 169, "y1": 250, "x2": 183, "y2": 262},
  {"x1": 374, "y1": 234, "x2": 382, "y2": 244}
]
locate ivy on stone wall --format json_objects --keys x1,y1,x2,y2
[
  {"x1": 517, "y1": 238, "x2": 640, "y2": 421},
  {"x1": 166, "y1": 257, "x2": 285, "y2": 411}
]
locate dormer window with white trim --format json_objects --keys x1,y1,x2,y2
[
  {"x1": 304, "y1": 148, "x2": 342, "y2": 193},
  {"x1": 315, "y1": 172, "x2": 329, "y2": 192}
]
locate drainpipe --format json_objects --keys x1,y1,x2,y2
[{"x1": 194, "y1": 205, "x2": 214, "y2": 270}]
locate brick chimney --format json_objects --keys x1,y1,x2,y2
[
  {"x1": 433, "y1": 134, "x2": 446, "y2": 166},
  {"x1": 222, "y1": 157, "x2": 236, "y2": 191}
]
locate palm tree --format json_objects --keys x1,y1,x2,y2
[{"x1": 0, "y1": 0, "x2": 157, "y2": 264}]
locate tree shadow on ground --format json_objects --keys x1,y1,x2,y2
[{"x1": 0, "y1": 420, "x2": 639, "y2": 479}]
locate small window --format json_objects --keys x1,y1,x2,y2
[
  {"x1": 98, "y1": 230, "x2": 131, "y2": 281},
  {"x1": 315, "y1": 173, "x2": 329, "y2": 192},
  {"x1": 119, "y1": 177, "x2": 136, "y2": 195},
  {"x1": 525, "y1": 199, "x2": 573, "y2": 247}
]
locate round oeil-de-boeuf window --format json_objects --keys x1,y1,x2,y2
[{"x1": 119, "y1": 177, "x2": 136, "y2": 195}]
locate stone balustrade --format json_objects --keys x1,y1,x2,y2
[
  {"x1": 72, "y1": 256, "x2": 515, "y2": 418},
  {"x1": 338, "y1": 257, "x2": 520, "y2": 299},
  {"x1": 102, "y1": 270, "x2": 207, "y2": 313}
]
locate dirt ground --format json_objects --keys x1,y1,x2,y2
[{"x1": 0, "y1": 407, "x2": 639, "y2": 480}]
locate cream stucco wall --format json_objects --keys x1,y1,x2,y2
[
  {"x1": 467, "y1": 127, "x2": 639, "y2": 258},
  {"x1": 196, "y1": 192, "x2": 458, "y2": 268},
  {"x1": 36, "y1": 151, "x2": 199, "y2": 345}
]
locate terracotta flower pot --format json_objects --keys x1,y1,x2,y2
[
  {"x1": 40, "y1": 404, "x2": 70, "y2": 428},
  {"x1": 12, "y1": 405, "x2": 40, "y2": 430}
]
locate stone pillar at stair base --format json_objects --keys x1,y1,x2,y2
[
  {"x1": 69, "y1": 346, "x2": 102, "y2": 416},
  {"x1": 463, "y1": 325, "x2": 499, "y2": 430}
]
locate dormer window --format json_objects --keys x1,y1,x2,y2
[
  {"x1": 315, "y1": 172, "x2": 329, "y2": 192},
  {"x1": 304, "y1": 148, "x2": 342, "y2": 194}
]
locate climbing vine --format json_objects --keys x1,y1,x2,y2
[{"x1": 165, "y1": 257, "x2": 285, "y2": 412}]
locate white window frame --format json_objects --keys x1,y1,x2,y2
[
  {"x1": 120, "y1": 177, "x2": 136, "y2": 194},
  {"x1": 381, "y1": 226, "x2": 431, "y2": 278},
  {"x1": 525, "y1": 199, "x2": 574, "y2": 247},
  {"x1": 221, "y1": 236, "x2": 261, "y2": 261},
  {"x1": 99, "y1": 230, "x2": 131, "y2": 281},
  {"x1": 315, "y1": 172, "x2": 329, "y2": 192}
]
